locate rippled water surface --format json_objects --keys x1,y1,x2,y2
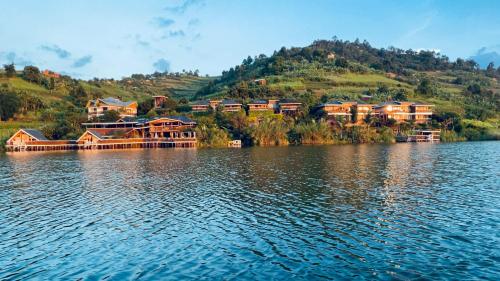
[{"x1": 1, "y1": 142, "x2": 499, "y2": 280}]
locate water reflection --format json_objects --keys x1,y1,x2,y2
[{"x1": 0, "y1": 142, "x2": 499, "y2": 280}]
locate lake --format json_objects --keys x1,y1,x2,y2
[{"x1": 0, "y1": 142, "x2": 499, "y2": 280}]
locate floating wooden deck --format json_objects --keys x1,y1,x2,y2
[
  {"x1": 6, "y1": 137, "x2": 196, "y2": 152},
  {"x1": 396, "y1": 130, "x2": 441, "y2": 143}
]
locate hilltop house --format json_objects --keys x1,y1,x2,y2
[
  {"x1": 86, "y1": 97, "x2": 138, "y2": 120},
  {"x1": 42, "y1": 70, "x2": 60, "y2": 79},
  {"x1": 253, "y1": 79, "x2": 267, "y2": 86}
]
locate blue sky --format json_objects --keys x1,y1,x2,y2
[{"x1": 1, "y1": 0, "x2": 499, "y2": 79}]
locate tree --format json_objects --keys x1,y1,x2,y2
[
  {"x1": 416, "y1": 78, "x2": 437, "y2": 96},
  {"x1": 486, "y1": 62, "x2": 495, "y2": 77},
  {"x1": 68, "y1": 84, "x2": 88, "y2": 107},
  {"x1": 0, "y1": 91, "x2": 21, "y2": 121},
  {"x1": 334, "y1": 57, "x2": 349, "y2": 68},
  {"x1": 49, "y1": 77, "x2": 56, "y2": 90},
  {"x1": 100, "y1": 110, "x2": 121, "y2": 122},
  {"x1": 22, "y1": 66, "x2": 41, "y2": 83},
  {"x1": 433, "y1": 111, "x2": 462, "y2": 132},
  {"x1": 3, "y1": 63, "x2": 16, "y2": 78},
  {"x1": 138, "y1": 98, "x2": 154, "y2": 116},
  {"x1": 161, "y1": 98, "x2": 178, "y2": 111},
  {"x1": 42, "y1": 107, "x2": 87, "y2": 140},
  {"x1": 393, "y1": 89, "x2": 408, "y2": 101},
  {"x1": 350, "y1": 105, "x2": 357, "y2": 123},
  {"x1": 243, "y1": 56, "x2": 253, "y2": 66}
]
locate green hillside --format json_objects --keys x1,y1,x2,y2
[
  {"x1": 194, "y1": 40, "x2": 499, "y2": 118},
  {"x1": 1, "y1": 38, "x2": 499, "y2": 149},
  {"x1": 0, "y1": 70, "x2": 212, "y2": 145}
]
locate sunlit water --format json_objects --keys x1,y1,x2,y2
[{"x1": 0, "y1": 142, "x2": 499, "y2": 280}]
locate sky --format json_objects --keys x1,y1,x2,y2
[{"x1": 1, "y1": 0, "x2": 499, "y2": 79}]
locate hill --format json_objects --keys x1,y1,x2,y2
[
  {"x1": 195, "y1": 39, "x2": 498, "y2": 113},
  {"x1": 1, "y1": 38, "x2": 499, "y2": 148},
  {"x1": 0, "y1": 70, "x2": 212, "y2": 144}
]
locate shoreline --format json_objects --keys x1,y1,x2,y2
[{"x1": 2, "y1": 138, "x2": 499, "y2": 155}]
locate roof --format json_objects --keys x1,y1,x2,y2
[
  {"x1": 374, "y1": 101, "x2": 400, "y2": 108},
  {"x1": 88, "y1": 97, "x2": 137, "y2": 107},
  {"x1": 117, "y1": 117, "x2": 137, "y2": 123},
  {"x1": 191, "y1": 100, "x2": 210, "y2": 106},
  {"x1": 279, "y1": 99, "x2": 302, "y2": 104},
  {"x1": 322, "y1": 100, "x2": 343, "y2": 106},
  {"x1": 221, "y1": 99, "x2": 242, "y2": 105},
  {"x1": 22, "y1": 129, "x2": 48, "y2": 141},
  {"x1": 248, "y1": 99, "x2": 268, "y2": 105},
  {"x1": 322, "y1": 100, "x2": 357, "y2": 106},
  {"x1": 411, "y1": 102, "x2": 434, "y2": 106},
  {"x1": 78, "y1": 128, "x2": 133, "y2": 141},
  {"x1": 77, "y1": 129, "x2": 104, "y2": 142},
  {"x1": 147, "y1": 116, "x2": 196, "y2": 124},
  {"x1": 87, "y1": 129, "x2": 104, "y2": 139},
  {"x1": 168, "y1": 116, "x2": 196, "y2": 124}
]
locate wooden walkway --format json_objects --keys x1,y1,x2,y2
[{"x1": 6, "y1": 138, "x2": 197, "y2": 152}]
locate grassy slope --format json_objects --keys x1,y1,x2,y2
[
  {"x1": 1, "y1": 59, "x2": 499, "y2": 145},
  {"x1": 197, "y1": 64, "x2": 499, "y2": 136},
  {"x1": 0, "y1": 75, "x2": 211, "y2": 146},
  {"x1": 106, "y1": 76, "x2": 214, "y2": 100}
]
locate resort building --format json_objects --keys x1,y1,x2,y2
[
  {"x1": 268, "y1": 99, "x2": 280, "y2": 111},
  {"x1": 278, "y1": 99, "x2": 302, "y2": 114},
  {"x1": 373, "y1": 101, "x2": 412, "y2": 123},
  {"x1": 191, "y1": 100, "x2": 211, "y2": 112},
  {"x1": 374, "y1": 101, "x2": 433, "y2": 124},
  {"x1": 5, "y1": 129, "x2": 76, "y2": 152},
  {"x1": 410, "y1": 103, "x2": 434, "y2": 124},
  {"x1": 7, "y1": 116, "x2": 197, "y2": 152},
  {"x1": 220, "y1": 99, "x2": 243, "y2": 112},
  {"x1": 153, "y1": 95, "x2": 168, "y2": 109},
  {"x1": 319, "y1": 100, "x2": 433, "y2": 124},
  {"x1": 209, "y1": 100, "x2": 222, "y2": 110},
  {"x1": 355, "y1": 103, "x2": 376, "y2": 123},
  {"x1": 86, "y1": 97, "x2": 138, "y2": 120},
  {"x1": 248, "y1": 100, "x2": 273, "y2": 112},
  {"x1": 319, "y1": 101, "x2": 357, "y2": 120},
  {"x1": 247, "y1": 99, "x2": 302, "y2": 114}
]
